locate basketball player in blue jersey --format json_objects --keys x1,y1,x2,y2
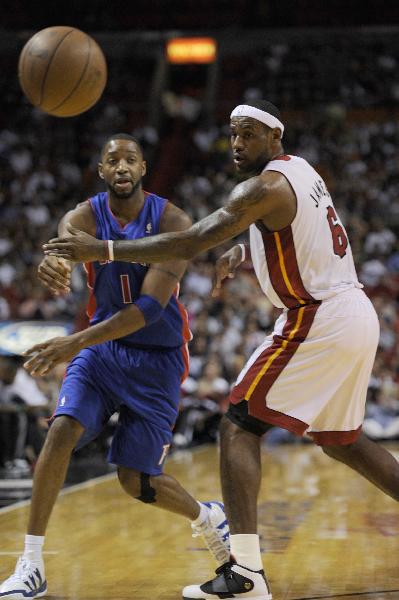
[{"x1": 0, "y1": 134, "x2": 229, "y2": 600}]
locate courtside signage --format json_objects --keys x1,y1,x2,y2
[{"x1": 0, "y1": 321, "x2": 73, "y2": 356}]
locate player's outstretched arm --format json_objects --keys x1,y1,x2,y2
[{"x1": 43, "y1": 171, "x2": 291, "y2": 263}]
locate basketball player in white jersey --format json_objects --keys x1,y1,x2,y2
[{"x1": 41, "y1": 100, "x2": 399, "y2": 600}]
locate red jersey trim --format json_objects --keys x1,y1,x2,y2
[
  {"x1": 273, "y1": 154, "x2": 291, "y2": 161},
  {"x1": 180, "y1": 343, "x2": 190, "y2": 383},
  {"x1": 83, "y1": 262, "x2": 97, "y2": 320}
]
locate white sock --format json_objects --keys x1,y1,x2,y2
[
  {"x1": 230, "y1": 534, "x2": 263, "y2": 571},
  {"x1": 24, "y1": 535, "x2": 44, "y2": 563},
  {"x1": 191, "y1": 502, "x2": 210, "y2": 526}
]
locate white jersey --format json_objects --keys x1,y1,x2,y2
[{"x1": 249, "y1": 154, "x2": 362, "y2": 309}]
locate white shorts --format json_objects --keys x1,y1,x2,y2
[{"x1": 230, "y1": 288, "x2": 379, "y2": 445}]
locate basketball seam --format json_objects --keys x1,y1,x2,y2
[
  {"x1": 39, "y1": 28, "x2": 75, "y2": 107},
  {"x1": 46, "y1": 34, "x2": 92, "y2": 114},
  {"x1": 54, "y1": 84, "x2": 105, "y2": 117},
  {"x1": 53, "y1": 94, "x2": 100, "y2": 118}
]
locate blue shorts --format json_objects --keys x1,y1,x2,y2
[{"x1": 55, "y1": 341, "x2": 186, "y2": 475}]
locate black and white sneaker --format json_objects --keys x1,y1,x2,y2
[{"x1": 182, "y1": 561, "x2": 272, "y2": 600}]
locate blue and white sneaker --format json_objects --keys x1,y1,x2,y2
[
  {"x1": 0, "y1": 556, "x2": 47, "y2": 599},
  {"x1": 191, "y1": 501, "x2": 230, "y2": 565}
]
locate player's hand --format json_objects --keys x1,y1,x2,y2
[
  {"x1": 43, "y1": 224, "x2": 106, "y2": 262},
  {"x1": 23, "y1": 335, "x2": 81, "y2": 376},
  {"x1": 212, "y1": 245, "x2": 244, "y2": 297},
  {"x1": 38, "y1": 255, "x2": 72, "y2": 295}
]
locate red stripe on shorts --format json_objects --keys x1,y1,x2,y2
[
  {"x1": 309, "y1": 426, "x2": 362, "y2": 446},
  {"x1": 230, "y1": 303, "x2": 320, "y2": 432}
]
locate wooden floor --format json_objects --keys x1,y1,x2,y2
[{"x1": 0, "y1": 443, "x2": 398, "y2": 600}]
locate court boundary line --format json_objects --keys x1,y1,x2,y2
[
  {"x1": 0, "y1": 551, "x2": 59, "y2": 556},
  {"x1": 293, "y1": 588, "x2": 399, "y2": 599},
  {"x1": 0, "y1": 444, "x2": 211, "y2": 516}
]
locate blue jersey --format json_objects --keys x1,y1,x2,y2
[{"x1": 84, "y1": 191, "x2": 191, "y2": 350}]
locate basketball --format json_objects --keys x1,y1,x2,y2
[{"x1": 18, "y1": 26, "x2": 107, "y2": 117}]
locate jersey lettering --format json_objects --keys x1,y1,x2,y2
[{"x1": 326, "y1": 205, "x2": 348, "y2": 258}]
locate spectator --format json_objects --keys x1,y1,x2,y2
[{"x1": 0, "y1": 355, "x2": 50, "y2": 474}]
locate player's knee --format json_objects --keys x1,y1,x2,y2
[
  {"x1": 118, "y1": 467, "x2": 157, "y2": 503},
  {"x1": 46, "y1": 415, "x2": 84, "y2": 451}
]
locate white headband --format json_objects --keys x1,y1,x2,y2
[{"x1": 230, "y1": 104, "x2": 284, "y2": 138}]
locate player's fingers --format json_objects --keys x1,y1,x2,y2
[
  {"x1": 40, "y1": 280, "x2": 70, "y2": 295},
  {"x1": 36, "y1": 361, "x2": 55, "y2": 376},
  {"x1": 43, "y1": 240, "x2": 72, "y2": 249},
  {"x1": 211, "y1": 282, "x2": 220, "y2": 297},
  {"x1": 39, "y1": 264, "x2": 70, "y2": 282},
  {"x1": 44, "y1": 256, "x2": 71, "y2": 272},
  {"x1": 24, "y1": 353, "x2": 54, "y2": 376},
  {"x1": 22, "y1": 343, "x2": 48, "y2": 357},
  {"x1": 39, "y1": 271, "x2": 70, "y2": 289},
  {"x1": 59, "y1": 257, "x2": 73, "y2": 273},
  {"x1": 218, "y1": 262, "x2": 231, "y2": 281},
  {"x1": 38, "y1": 269, "x2": 70, "y2": 293},
  {"x1": 23, "y1": 356, "x2": 39, "y2": 373},
  {"x1": 25, "y1": 362, "x2": 48, "y2": 377},
  {"x1": 44, "y1": 250, "x2": 73, "y2": 259},
  {"x1": 38, "y1": 281, "x2": 62, "y2": 296},
  {"x1": 211, "y1": 269, "x2": 225, "y2": 297}
]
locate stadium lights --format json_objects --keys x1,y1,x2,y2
[{"x1": 166, "y1": 37, "x2": 217, "y2": 64}]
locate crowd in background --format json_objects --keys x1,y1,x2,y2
[{"x1": 2, "y1": 33, "x2": 399, "y2": 474}]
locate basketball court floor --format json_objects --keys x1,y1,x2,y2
[{"x1": 0, "y1": 443, "x2": 398, "y2": 599}]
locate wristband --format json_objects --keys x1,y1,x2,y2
[
  {"x1": 107, "y1": 240, "x2": 114, "y2": 261},
  {"x1": 238, "y1": 243, "x2": 247, "y2": 263},
  {"x1": 135, "y1": 294, "x2": 164, "y2": 325}
]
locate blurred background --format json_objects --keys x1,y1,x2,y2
[{"x1": 2, "y1": 0, "x2": 399, "y2": 506}]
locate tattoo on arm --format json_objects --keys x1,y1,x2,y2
[{"x1": 113, "y1": 176, "x2": 268, "y2": 263}]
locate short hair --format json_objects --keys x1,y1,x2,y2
[
  {"x1": 242, "y1": 99, "x2": 282, "y2": 122},
  {"x1": 101, "y1": 133, "x2": 143, "y2": 158}
]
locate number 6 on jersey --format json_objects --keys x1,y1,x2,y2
[{"x1": 326, "y1": 205, "x2": 348, "y2": 258}]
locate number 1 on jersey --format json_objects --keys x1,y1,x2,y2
[
  {"x1": 326, "y1": 205, "x2": 348, "y2": 258},
  {"x1": 120, "y1": 274, "x2": 133, "y2": 303}
]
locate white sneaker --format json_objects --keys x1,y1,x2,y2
[
  {"x1": 182, "y1": 562, "x2": 272, "y2": 600},
  {"x1": 0, "y1": 556, "x2": 47, "y2": 599},
  {"x1": 191, "y1": 501, "x2": 230, "y2": 566}
]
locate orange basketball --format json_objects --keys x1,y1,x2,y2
[{"x1": 18, "y1": 26, "x2": 107, "y2": 117}]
